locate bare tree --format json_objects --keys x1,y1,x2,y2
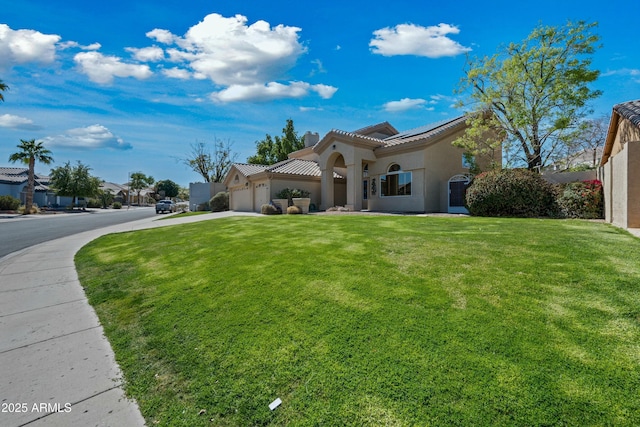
[{"x1": 180, "y1": 139, "x2": 236, "y2": 183}]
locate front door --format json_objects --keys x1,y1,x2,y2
[{"x1": 448, "y1": 175, "x2": 471, "y2": 214}]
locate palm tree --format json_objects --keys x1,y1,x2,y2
[
  {"x1": 9, "y1": 139, "x2": 54, "y2": 214},
  {"x1": 0, "y1": 80, "x2": 8, "y2": 102}
]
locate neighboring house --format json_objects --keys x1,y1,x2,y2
[
  {"x1": 225, "y1": 115, "x2": 499, "y2": 213},
  {"x1": 0, "y1": 167, "x2": 68, "y2": 207},
  {"x1": 100, "y1": 182, "x2": 128, "y2": 204},
  {"x1": 599, "y1": 99, "x2": 640, "y2": 228}
]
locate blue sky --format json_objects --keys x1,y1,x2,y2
[{"x1": 2, "y1": 0, "x2": 638, "y2": 186}]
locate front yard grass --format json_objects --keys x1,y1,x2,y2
[{"x1": 75, "y1": 216, "x2": 640, "y2": 426}]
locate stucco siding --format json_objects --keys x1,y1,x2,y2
[
  {"x1": 628, "y1": 141, "x2": 640, "y2": 227},
  {"x1": 424, "y1": 132, "x2": 471, "y2": 212},
  {"x1": 270, "y1": 178, "x2": 322, "y2": 209}
]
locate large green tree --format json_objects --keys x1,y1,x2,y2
[
  {"x1": 9, "y1": 139, "x2": 54, "y2": 214},
  {"x1": 128, "y1": 172, "x2": 154, "y2": 205},
  {"x1": 0, "y1": 80, "x2": 8, "y2": 102},
  {"x1": 454, "y1": 21, "x2": 602, "y2": 171},
  {"x1": 247, "y1": 119, "x2": 304, "y2": 165},
  {"x1": 156, "y1": 179, "x2": 180, "y2": 199},
  {"x1": 49, "y1": 161, "x2": 101, "y2": 208}
]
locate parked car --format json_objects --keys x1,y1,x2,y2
[{"x1": 155, "y1": 199, "x2": 176, "y2": 214}]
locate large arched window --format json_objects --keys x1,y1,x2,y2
[{"x1": 381, "y1": 163, "x2": 411, "y2": 196}]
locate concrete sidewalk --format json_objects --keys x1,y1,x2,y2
[{"x1": 0, "y1": 211, "x2": 259, "y2": 426}]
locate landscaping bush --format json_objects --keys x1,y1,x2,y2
[
  {"x1": 86, "y1": 198, "x2": 102, "y2": 208},
  {"x1": 112, "y1": 202, "x2": 122, "y2": 209},
  {"x1": 287, "y1": 205, "x2": 302, "y2": 214},
  {"x1": 555, "y1": 180, "x2": 604, "y2": 219},
  {"x1": 261, "y1": 203, "x2": 280, "y2": 215},
  {"x1": 209, "y1": 191, "x2": 229, "y2": 212},
  {"x1": 466, "y1": 168, "x2": 559, "y2": 217},
  {"x1": 197, "y1": 201, "x2": 210, "y2": 211},
  {"x1": 0, "y1": 195, "x2": 20, "y2": 211}
]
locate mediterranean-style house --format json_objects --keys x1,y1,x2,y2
[
  {"x1": 225, "y1": 115, "x2": 499, "y2": 213},
  {"x1": 599, "y1": 99, "x2": 640, "y2": 228}
]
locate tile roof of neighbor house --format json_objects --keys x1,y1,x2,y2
[
  {"x1": 614, "y1": 99, "x2": 640, "y2": 128},
  {"x1": 0, "y1": 167, "x2": 50, "y2": 185}
]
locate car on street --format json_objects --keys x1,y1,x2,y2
[{"x1": 155, "y1": 200, "x2": 176, "y2": 214}]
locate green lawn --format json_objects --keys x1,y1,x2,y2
[{"x1": 75, "y1": 216, "x2": 640, "y2": 426}]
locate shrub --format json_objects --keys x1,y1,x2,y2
[
  {"x1": 555, "y1": 180, "x2": 604, "y2": 219},
  {"x1": 86, "y1": 198, "x2": 102, "y2": 208},
  {"x1": 261, "y1": 204, "x2": 280, "y2": 215},
  {"x1": 197, "y1": 201, "x2": 210, "y2": 211},
  {"x1": 287, "y1": 205, "x2": 302, "y2": 214},
  {"x1": 210, "y1": 191, "x2": 229, "y2": 212},
  {"x1": 18, "y1": 204, "x2": 40, "y2": 214},
  {"x1": 112, "y1": 202, "x2": 122, "y2": 209},
  {"x1": 466, "y1": 168, "x2": 559, "y2": 217},
  {"x1": 0, "y1": 195, "x2": 21, "y2": 211}
]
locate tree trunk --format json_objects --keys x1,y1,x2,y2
[{"x1": 24, "y1": 157, "x2": 35, "y2": 215}]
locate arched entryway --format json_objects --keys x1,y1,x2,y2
[
  {"x1": 448, "y1": 174, "x2": 472, "y2": 214},
  {"x1": 331, "y1": 154, "x2": 347, "y2": 207}
]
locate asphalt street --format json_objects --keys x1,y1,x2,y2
[{"x1": 0, "y1": 207, "x2": 156, "y2": 259}]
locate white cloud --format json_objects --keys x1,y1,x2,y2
[
  {"x1": 148, "y1": 13, "x2": 307, "y2": 86},
  {"x1": 602, "y1": 68, "x2": 640, "y2": 78},
  {"x1": 310, "y1": 59, "x2": 326, "y2": 76},
  {"x1": 370, "y1": 23, "x2": 471, "y2": 58},
  {"x1": 74, "y1": 51, "x2": 153, "y2": 84},
  {"x1": 0, "y1": 114, "x2": 42, "y2": 130},
  {"x1": 126, "y1": 46, "x2": 164, "y2": 62},
  {"x1": 210, "y1": 81, "x2": 337, "y2": 103},
  {"x1": 146, "y1": 28, "x2": 175, "y2": 44},
  {"x1": 162, "y1": 67, "x2": 191, "y2": 79},
  {"x1": 58, "y1": 41, "x2": 101, "y2": 51},
  {"x1": 0, "y1": 24, "x2": 61, "y2": 67},
  {"x1": 43, "y1": 124, "x2": 132, "y2": 150},
  {"x1": 383, "y1": 98, "x2": 427, "y2": 113}
]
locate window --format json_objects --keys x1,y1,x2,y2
[{"x1": 381, "y1": 164, "x2": 411, "y2": 196}]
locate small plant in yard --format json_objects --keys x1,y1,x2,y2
[
  {"x1": 112, "y1": 202, "x2": 122, "y2": 209},
  {"x1": 260, "y1": 203, "x2": 280, "y2": 215},
  {"x1": 0, "y1": 194, "x2": 20, "y2": 211},
  {"x1": 555, "y1": 179, "x2": 604, "y2": 219},
  {"x1": 286, "y1": 205, "x2": 302, "y2": 214},
  {"x1": 209, "y1": 191, "x2": 229, "y2": 212}
]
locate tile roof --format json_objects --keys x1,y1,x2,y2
[
  {"x1": 232, "y1": 163, "x2": 269, "y2": 176},
  {"x1": 232, "y1": 159, "x2": 343, "y2": 179},
  {"x1": 0, "y1": 167, "x2": 29, "y2": 176},
  {"x1": 0, "y1": 167, "x2": 50, "y2": 185},
  {"x1": 614, "y1": 100, "x2": 640, "y2": 128}
]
